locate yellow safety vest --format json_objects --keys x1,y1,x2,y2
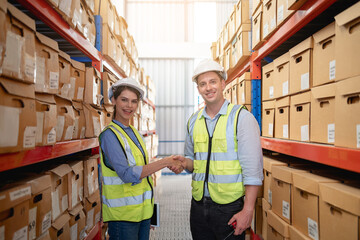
[
  {"x1": 99, "y1": 121, "x2": 154, "y2": 222},
  {"x1": 190, "y1": 103, "x2": 245, "y2": 204}
]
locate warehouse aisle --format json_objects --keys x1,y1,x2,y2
[{"x1": 150, "y1": 174, "x2": 193, "y2": 240}]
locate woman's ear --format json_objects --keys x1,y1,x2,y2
[{"x1": 111, "y1": 96, "x2": 116, "y2": 105}]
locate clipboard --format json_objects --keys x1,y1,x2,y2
[{"x1": 151, "y1": 203, "x2": 160, "y2": 227}]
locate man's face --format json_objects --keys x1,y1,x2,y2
[{"x1": 196, "y1": 71, "x2": 225, "y2": 105}]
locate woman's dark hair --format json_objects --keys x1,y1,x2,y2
[{"x1": 112, "y1": 86, "x2": 141, "y2": 119}]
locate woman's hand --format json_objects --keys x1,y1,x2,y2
[{"x1": 165, "y1": 156, "x2": 184, "y2": 174}]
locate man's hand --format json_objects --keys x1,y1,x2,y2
[
  {"x1": 167, "y1": 156, "x2": 184, "y2": 174},
  {"x1": 227, "y1": 208, "x2": 253, "y2": 235}
]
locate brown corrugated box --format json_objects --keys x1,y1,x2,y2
[
  {"x1": 263, "y1": 156, "x2": 287, "y2": 205},
  {"x1": 84, "y1": 67, "x2": 102, "y2": 107},
  {"x1": 289, "y1": 91, "x2": 311, "y2": 142},
  {"x1": 231, "y1": 79, "x2": 238, "y2": 104},
  {"x1": 237, "y1": 72, "x2": 251, "y2": 105},
  {"x1": 84, "y1": 156, "x2": 99, "y2": 198},
  {"x1": 273, "y1": 52, "x2": 290, "y2": 99},
  {"x1": 0, "y1": 78, "x2": 36, "y2": 153},
  {"x1": 236, "y1": 0, "x2": 251, "y2": 31},
  {"x1": 262, "y1": 198, "x2": 271, "y2": 240},
  {"x1": 232, "y1": 23, "x2": 252, "y2": 69},
  {"x1": 84, "y1": 190, "x2": 101, "y2": 233},
  {"x1": 262, "y1": 62, "x2": 275, "y2": 101},
  {"x1": 267, "y1": 209, "x2": 290, "y2": 240},
  {"x1": 46, "y1": 164, "x2": 72, "y2": 222},
  {"x1": 69, "y1": 204, "x2": 86, "y2": 240},
  {"x1": 228, "y1": 7, "x2": 237, "y2": 42},
  {"x1": 310, "y1": 83, "x2": 335, "y2": 144},
  {"x1": 334, "y1": 2, "x2": 360, "y2": 81},
  {"x1": 287, "y1": 0, "x2": 307, "y2": 10},
  {"x1": 289, "y1": 225, "x2": 312, "y2": 240},
  {"x1": 319, "y1": 182, "x2": 360, "y2": 240},
  {"x1": 276, "y1": 0, "x2": 293, "y2": 26},
  {"x1": 1, "y1": 3, "x2": 36, "y2": 83},
  {"x1": 334, "y1": 75, "x2": 360, "y2": 149},
  {"x1": 83, "y1": 103, "x2": 103, "y2": 138},
  {"x1": 292, "y1": 172, "x2": 338, "y2": 240},
  {"x1": 275, "y1": 96, "x2": 290, "y2": 139},
  {"x1": 67, "y1": 161, "x2": 84, "y2": 210},
  {"x1": 114, "y1": 14, "x2": 128, "y2": 43},
  {"x1": 94, "y1": 0, "x2": 115, "y2": 32},
  {"x1": 72, "y1": 101, "x2": 86, "y2": 140},
  {"x1": 262, "y1": 100, "x2": 275, "y2": 138},
  {"x1": 49, "y1": 212, "x2": 70, "y2": 240},
  {"x1": 312, "y1": 22, "x2": 336, "y2": 87},
  {"x1": 262, "y1": 0, "x2": 277, "y2": 40},
  {"x1": 252, "y1": 4, "x2": 264, "y2": 50},
  {"x1": 103, "y1": 105, "x2": 114, "y2": 127},
  {"x1": 58, "y1": 50, "x2": 72, "y2": 99},
  {"x1": 252, "y1": 0, "x2": 262, "y2": 15},
  {"x1": 69, "y1": 59, "x2": 86, "y2": 102},
  {"x1": 35, "y1": 93, "x2": 57, "y2": 146},
  {"x1": 289, "y1": 37, "x2": 313, "y2": 94},
  {"x1": 35, "y1": 32, "x2": 59, "y2": 94},
  {"x1": 102, "y1": 24, "x2": 116, "y2": 62},
  {"x1": 55, "y1": 95, "x2": 75, "y2": 142},
  {"x1": 102, "y1": 71, "x2": 118, "y2": 105}
]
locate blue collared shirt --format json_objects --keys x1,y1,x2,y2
[
  {"x1": 100, "y1": 120, "x2": 144, "y2": 184},
  {"x1": 185, "y1": 100, "x2": 263, "y2": 196}
]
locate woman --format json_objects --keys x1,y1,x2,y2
[{"x1": 99, "y1": 78, "x2": 182, "y2": 240}]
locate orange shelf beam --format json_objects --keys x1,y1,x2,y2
[{"x1": 261, "y1": 137, "x2": 360, "y2": 173}]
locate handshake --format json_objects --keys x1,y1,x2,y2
[{"x1": 163, "y1": 155, "x2": 187, "y2": 174}]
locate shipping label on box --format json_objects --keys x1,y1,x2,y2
[
  {"x1": 55, "y1": 96, "x2": 75, "y2": 142},
  {"x1": 35, "y1": 93, "x2": 57, "y2": 146},
  {"x1": 70, "y1": 59, "x2": 85, "y2": 102},
  {"x1": 290, "y1": 91, "x2": 311, "y2": 142},
  {"x1": 0, "y1": 78, "x2": 36, "y2": 154}
]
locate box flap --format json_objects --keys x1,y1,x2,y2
[
  {"x1": 59, "y1": 50, "x2": 71, "y2": 62},
  {"x1": 313, "y1": 22, "x2": 335, "y2": 44},
  {"x1": 87, "y1": 192, "x2": 100, "y2": 204},
  {"x1": 69, "y1": 161, "x2": 84, "y2": 175},
  {"x1": 49, "y1": 164, "x2": 72, "y2": 177},
  {"x1": 263, "y1": 100, "x2": 276, "y2": 110},
  {"x1": 0, "y1": 77, "x2": 35, "y2": 99},
  {"x1": 104, "y1": 105, "x2": 114, "y2": 113},
  {"x1": 292, "y1": 172, "x2": 338, "y2": 196},
  {"x1": 291, "y1": 91, "x2": 311, "y2": 106},
  {"x1": 253, "y1": 4, "x2": 263, "y2": 19},
  {"x1": 334, "y1": 1, "x2": 360, "y2": 27},
  {"x1": 0, "y1": 183, "x2": 31, "y2": 211},
  {"x1": 55, "y1": 94, "x2": 73, "y2": 105},
  {"x1": 7, "y1": 3, "x2": 36, "y2": 31},
  {"x1": 119, "y1": 16, "x2": 128, "y2": 28},
  {"x1": 263, "y1": 62, "x2": 274, "y2": 73},
  {"x1": 52, "y1": 212, "x2": 71, "y2": 230},
  {"x1": 263, "y1": 156, "x2": 286, "y2": 172},
  {"x1": 289, "y1": 37, "x2": 313, "y2": 57},
  {"x1": 267, "y1": 210, "x2": 290, "y2": 237},
  {"x1": 239, "y1": 23, "x2": 252, "y2": 32},
  {"x1": 262, "y1": 198, "x2": 271, "y2": 211},
  {"x1": 71, "y1": 59, "x2": 86, "y2": 71},
  {"x1": 72, "y1": 101, "x2": 83, "y2": 111},
  {"x1": 36, "y1": 32, "x2": 59, "y2": 52},
  {"x1": 26, "y1": 174, "x2": 51, "y2": 194},
  {"x1": 238, "y1": 72, "x2": 251, "y2": 83},
  {"x1": 289, "y1": 225, "x2": 310, "y2": 240},
  {"x1": 69, "y1": 203, "x2": 83, "y2": 216},
  {"x1": 35, "y1": 93, "x2": 56, "y2": 104},
  {"x1": 274, "y1": 52, "x2": 290, "y2": 67},
  {"x1": 311, "y1": 83, "x2": 335, "y2": 100},
  {"x1": 336, "y1": 75, "x2": 360, "y2": 96},
  {"x1": 272, "y1": 165, "x2": 306, "y2": 184},
  {"x1": 104, "y1": 72, "x2": 118, "y2": 83},
  {"x1": 275, "y1": 96, "x2": 290, "y2": 108},
  {"x1": 319, "y1": 182, "x2": 360, "y2": 216}
]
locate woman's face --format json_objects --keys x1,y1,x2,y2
[{"x1": 113, "y1": 89, "x2": 139, "y2": 125}]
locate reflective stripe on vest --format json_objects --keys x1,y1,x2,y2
[
  {"x1": 99, "y1": 121, "x2": 154, "y2": 222},
  {"x1": 191, "y1": 103, "x2": 245, "y2": 204}
]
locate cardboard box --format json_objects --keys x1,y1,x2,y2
[
  {"x1": 84, "y1": 156, "x2": 99, "y2": 198},
  {"x1": 84, "y1": 67, "x2": 102, "y2": 106},
  {"x1": 46, "y1": 164, "x2": 72, "y2": 222},
  {"x1": 83, "y1": 103, "x2": 102, "y2": 138},
  {"x1": 69, "y1": 59, "x2": 86, "y2": 102},
  {"x1": 58, "y1": 50, "x2": 71, "y2": 99},
  {"x1": 84, "y1": 190, "x2": 101, "y2": 233},
  {"x1": 82, "y1": 9, "x2": 96, "y2": 46},
  {"x1": 334, "y1": 76, "x2": 360, "y2": 149},
  {"x1": 288, "y1": 0, "x2": 307, "y2": 10},
  {"x1": 225, "y1": 45, "x2": 231, "y2": 71},
  {"x1": 252, "y1": 5, "x2": 264, "y2": 50},
  {"x1": 319, "y1": 182, "x2": 360, "y2": 240},
  {"x1": 58, "y1": 0, "x2": 81, "y2": 29},
  {"x1": 271, "y1": 165, "x2": 306, "y2": 224},
  {"x1": 292, "y1": 172, "x2": 338, "y2": 240},
  {"x1": 262, "y1": 100, "x2": 275, "y2": 138},
  {"x1": 237, "y1": 72, "x2": 251, "y2": 105},
  {"x1": 49, "y1": 212, "x2": 70, "y2": 240},
  {"x1": 228, "y1": 7, "x2": 237, "y2": 42},
  {"x1": 1, "y1": 3, "x2": 36, "y2": 83},
  {"x1": 84, "y1": 0, "x2": 95, "y2": 15},
  {"x1": 334, "y1": 2, "x2": 360, "y2": 81},
  {"x1": 273, "y1": 52, "x2": 290, "y2": 98},
  {"x1": 289, "y1": 91, "x2": 311, "y2": 142},
  {"x1": 289, "y1": 225, "x2": 312, "y2": 240},
  {"x1": 235, "y1": 0, "x2": 251, "y2": 31},
  {"x1": 232, "y1": 24, "x2": 252, "y2": 69},
  {"x1": 25, "y1": 175, "x2": 52, "y2": 240},
  {"x1": 103, "y1": 105, "x2": 113, "y2": 127},
  {"x1": 262, "y1": 62, "x2": 275, "y2": 101},
  {"x1": 252, "y1": 0, "x2": 262, "y2": 15},
  {"x1": 0, "y1": 182, "x2": 31, "y2": 212},
  {"x1": 35, "y1": 93, "x2": 57, "y2": 146},
  {"x1": 277, "y1": 0, "x2": 294, "y2": 26},
  {"x1": 102, "y1": 71, "x2": 118, "y2": 105},
  {"x1": 0, "y1": 0, "x2": 6, "y2": 12},
  {"x1": 0, "y1": 78, "x2": 36, "y2": 153},
  {"x1": 0, "y1": 7, "x2": 5, "y2": 73},
  {"x1": 275, "y1": 96, "x2": 290, "y2": 139},
  {"x1": 310, "y1": 83, "x2": 335, "y2": 144},
  {"x1": 313, "y1": 22, "x2": 336, "y2": 87},
  {"x1": 231, "y1": 80, "x2": 238, "y2": 104},
  {"x1": 262, "y1": 0, "x2": 277, "y2": 40},
  {"x1": 262, "y1": 198, "x2": 271, "y2": 240},
  {"x1": 72, "y1": 101, "x2": 86, "y2": 140},
  {"x1": 254, "y1": 198, "x2": 263, "y2": 236},
  {"x1": 69, "y1": 204, "x2": 86, "y2": 240},
  {"x1": 37, "y1": 231, "x2": 51, "y2": 240},
  {"x1": 267, "y1": 210, "x2": 290, "y2": 240},
  {"x1": 114, "y1": 14, "x2": 128, "y2": 43},
  {"x1": 94, "y1": 0, "x2": 114, "y2": 32},
  {"x1": 289, "y1": 37, "x2": 313, "y2": 94},
  {"x1": 55, "y1": 96, "x2": 75, "y2": 142},
  {"x1": 223, "y1": 21, "x2": 229, "y2": 50},
  {"x1": 224, "y1": 83, "x2": 232, "y2": 103},
  {"x1": 68, "y1": 161, "x2": 84, "y2": 210},
  {"x1": 35, "y1": 32, "x2": 59, "y2": 94},
  {"x1": 263, "y1": 156, "x2": 287, "y2": 205}
]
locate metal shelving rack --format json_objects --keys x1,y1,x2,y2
[{"x1": 225, "y1": 0, "x2": 360, "y2": 174}]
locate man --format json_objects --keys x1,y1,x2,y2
[{"x1": 174, "y1": 59, "x2": 263, "y2": 240}]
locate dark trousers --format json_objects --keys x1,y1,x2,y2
[{"x1": 190, "y1": 196, "x2": 245, "y2": 240}]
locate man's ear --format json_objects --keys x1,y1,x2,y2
[{"x1": 221, "y1": 79, "x2": 226, "y2": 91}]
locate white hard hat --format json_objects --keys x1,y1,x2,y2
[
  {"x1": 108, "y1": 77, "x2": 144, "y2": 100},
  {"x1": 192, "y1": 59, "x2": 227, "y2": 82}
]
